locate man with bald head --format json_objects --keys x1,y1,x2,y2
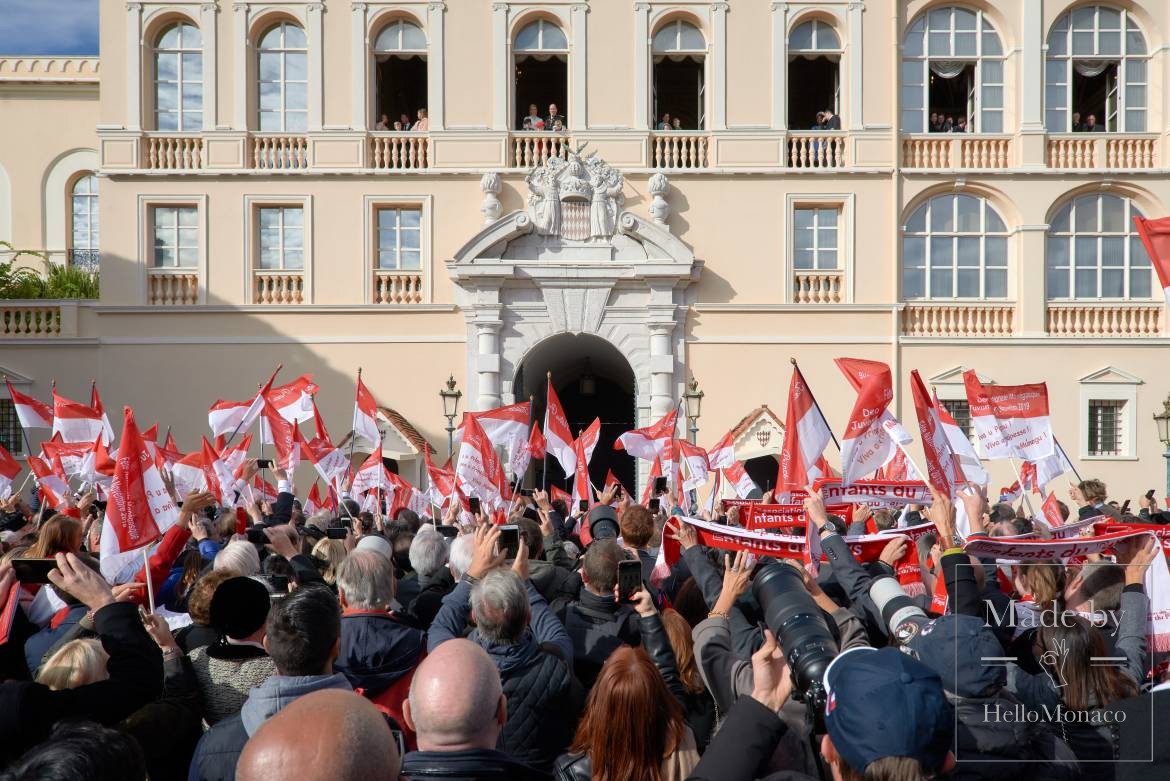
[
  {"x1": 399, "y1": 639, "x2": 548, "y2": 780},
  {"x1": 236, "y1": 689, "x2": 400, "y2": 781}
]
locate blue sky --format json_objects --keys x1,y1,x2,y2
[{"x1": 0, "y1": 0, "x2": 99, "y2": 55}]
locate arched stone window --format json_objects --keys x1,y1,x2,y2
[
  {"x1": 1044, "y1": 5, "x2": 1147, "y2": 132},
  {"x1": 372, "y1": 19, "x2": 428, "y2": 129},
  {"x1": 902, "y1": 6, "x2": 1004, "y2": 133},
  {"x1": 257, "y1": 22, "x2": 308, "y2": 132},
  {"x1": 1046, "y1": 193, "x2": 1151, "y2": 299},
  {"x1": 513, "y1": 19, "x2": 569, "y2": 131},
  {"x1": 154, "y1": 22, "x2": 202, "y2": 131},
  {"x1": 70, "y1": 174, "x2": 99, "y2": 268},
  {"x1": 651, "y1": 19, "x2": 706, "y2": 130},
  {"x1": 902, "y1": 193, "x2": 1008, "y2": 299},
  {"x1": 788, "y1": 19, "x2": 842, "y2": 129}
]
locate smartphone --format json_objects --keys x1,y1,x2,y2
[
  {"x1": 256, "y1": 459, "x2": 274, "y2": 469},
  {"x1": 654, "y1": 477, "x2": 668, "y2": 496},
  {"x1": 578, "y1": 499, "x2": 589, "y2": 513},
  {"x1": 468, "y1": 496, "x2": 481, "y2": 515},
  {"x1": 326, "y1": 526, "x2": 348, "y2": 540},
  {"x1": 617, "y1": 559, "x2": 642, "y2": 603},
  {"x1": 520, "y1": 488, "x2": 534, "y2": 497},
  {"x1": 266, "y1": 574, "x2": 290, "y2": 593},
  {"x1": 245, "y1": 527, "x2": 269, "y2": 545},
  {"x1": 11, "y1": 558, "x2": 57, "y2": 585},
  {"x1": 1147, "y1": 489, "x2": 1156, "y2": 500},
  {"x1": 436, "y1": 524, "x2": 459, "y2": 539},
  {"x1": 498, "y1": 524, "x2": 520, "y2": 559},
  {"x1": 649, "y1": 497, "x2": 660, "y2": 512}
]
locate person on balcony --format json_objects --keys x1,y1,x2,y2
[
  {"x1": 1081, "y1": 114, "x2": 1100, "y2": 133},
  {"x1": 821, "y1": 108, "x2": 841, "y2": 130},
  {"x1": 672, "y1": 117, "x2": 681, "y2": 130},
  {"x1": 376, "y1": 114, "x2": 390, "y2": 131},
  {"x1": 952, "y1": 117, "x2": 969, "y2": 133},
  {"x1": 522, "y1": 104, "x2": 545, "y2": 131},
  {"x1": 546, "y1": 104, "x2": 565, "y2": 132},
  {"x1": 657, "y1": 113, "x2": 673, "y2": 131},
  {"x1": 398, "y1": 113, "x2": 412, "y2": 131},
  {"x1": 414, "y1": 109, "x2": 429, "y2": 132},
  {"x1": 1071, "y1": 112, "x2": 1085, "y2": 132}
]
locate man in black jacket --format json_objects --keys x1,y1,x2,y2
[
  {"x1": 0, "y1": 554, "x2": 164, "y2": 765},
  {"x1": 401, "y1": 638, "x2": 549, "y2": 781}
]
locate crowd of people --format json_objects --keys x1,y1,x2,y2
[
  {"x1": 1, "y1": 462, "x2": 1169, "y2": 780},
  {"x1": 927, "y1": 113, "x2": 972, "y2": 133},
  {"x1": 375, "y1": 108, "x2": 430, "y2": 132},
  {"x1": 520, "y1": 104, "x2": 568, "y2": 133}
]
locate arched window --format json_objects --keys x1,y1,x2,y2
[
  {"x1": 513, "y1": 20, "x2": 569, "y2": 131},
  {"x1": 1046, "y1": 194, "x2": 1151, "y2": 299},
  {"x1": 372, "y1": 19, "x2": 428, "y2": 129},
  {"x1": 70, "y1": 174, "x2": 99, "y2": 268},
  {"x1": 651, "y1": 20, "x2": 706, "y2": 130},
  {"x1": 257, "y1": 22, "x2": 308, "y2": 132},
  {"x1": 154, "y1": 22, "x2": 202, "y2": 131},
  {"x1": 1044, "y1": 6, "x2": 1147, "y2": 132},
  {"x1": 902, "y1": 7, "x2": 1003, "y2": 133},
  {"x1": 902, "y1": 194, "x2": 1008, "y2": 299},
  {"x1": 788, "y1": 19, "x2": 842, "y2": 129}
]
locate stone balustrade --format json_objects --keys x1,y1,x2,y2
[
  {"x1": 787, "y1": 133, "x2": 846, "y2": 169},
  {"x1": 370, "y1": 133, "x2": 429, "y2": 170},
  {"x1": 144, "y1": 135, "x2": 204, "y2": 170},
  {"x1": 510, "y1": 134, "x2": 573, "y2": 168},
  {"x1": 902, "y1": 303, "x2": 1015, "y2": 337},
  {"x1": 902, "y1": 135, "x2": 1012, "y2": 169},
  {"x1": 650, "y1": 133, "x2": 709, "y2": 169},
  {"x1": 793, "y1": 271, "x2": 842, "y2": 303},
  {"x1": 373, "y1": 271, "x2": 424, "y2": 304},
  {"x1": 0, "y1": 303, "x2": 64, "y2": 336},
  {"x1": 147, "y1": 270, "x2": 200, "y2": 305},
  {"x1": 251, "y1": 134, "x2": 309, "y2": 170},
  {"x1": 254, "y1": 272, "x2": 304, "y2": 304},
  {"x1": 1046, "y1": 302, "x2": 1162, "y2": 337}
]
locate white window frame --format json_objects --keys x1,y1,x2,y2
[
  {"x1": 1045, "y1": 193, "x2": 1153, "y2": 301},
  {"x1": 137, "y1": 195, "x2": 208, "y2": 305},
  {"x1": 153, "y1": 21, "x2": 203, "y2": 132},
  {"x1": 243, "y1": 195, "x2": 313, "y2": 304},
  {"x1": 256, "y1": 21, "x2": 308, "y2": 133},
  {"x1": 70, "y1": 174, "x2": 99, "y2": 256},
  {"x1": 1078, "y1": 367, "x2": 1141, "y2": 460},
  {"x1": 150, "y1": 205, "x2": 200, "y2": 269},
  {"x1": 785, "y1": 194, "x2": 853, "y2": 303},
  {"x1": 363, "y1": 195, "x2": 432, "y2": 304},
  {"x1": 902, "y1": 194, "x2": 1010, "y2": 301}
]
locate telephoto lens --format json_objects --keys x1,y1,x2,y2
[
  {"x1": 751, "y1": 561, "x2": 839, "y2": 719},
  {"x1": 868, "y1": 576, "x2": 929, "y2": 645}
]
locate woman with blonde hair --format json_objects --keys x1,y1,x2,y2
[
  {"x1": 311, "y1": 537, "x2": 347, "y2": 587},
  {"x1": 28, "y1": 515, "x2": 83, "y2": 558},
  {"x1": 35, "y1": 638, "x2": 109, "y2": 691}
]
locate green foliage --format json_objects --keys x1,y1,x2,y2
[{"x1": 0, "y1": 244, "x2": 99, "y2": 300}]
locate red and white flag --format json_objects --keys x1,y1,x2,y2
[
  {"x1": 200, "y1": 437, "x2": 237, "y2": 504},
  {"x1": 723, "y1": 460, "x2": 759, "y2": 499},
  {"x1": 266, "y1": 374, "x2": 319, "y2": 424},
  {"x1": 1040, "y1": 492, "x2": 1065, "y2": 527},
  {"x1": 998, "y1": 482, "x2": 1023, "y2": 504},
  {"x1": 27, "y1": 455, "x2": 69, "y2": 508},
  {"x1": 544, "y1": 380, "x2": 575, "y2": 476},
  {"x1": 678, "y1": 440, "x2": 710, "y2": 492},
  {"x1": 425, "y1": 449, "x2": 457, "y2": 507},
  {"x1": 834, "y1": 358, "x2": 897, "y2": 484},
  {"x1": 615, "y1": 408, "x2": 678, "y2": 461},
  {"x1": 1133, "y1": 215, "x2": 1170, "y2": 307},
  {"x1": 5, "y1": 380, "x2": 52, "y2": 429},
  {"x1": 877, "y1": 446, "x2": 920, "y2": 483},
  {"x1": 79, "y1": 435, "x2": 115, "y2": 487},
  {"x1": 909, "y1": 370, "x2": 960, "y2": 497},
  {"x1": 101, "y1": 407, "x2": 180, "y2": 581},
  {"x1": 455, "y1": 402, "x2": 532, "y2": 461},
  {"x1": 260, "y1": 396, "x2": 300, "y2": 471},
  {"x1": 220, "y1": 434, "x2": 252, "y2": 476},
  {"x1": 90, "y1": 384, "x2": 115, "y2": 446},
  {"x1": 706, "y1": 430, "x2": 736, "y2": 471},
  {"x1": 252, "y1": 475, "x2": 279, "y2": 504},
  {"x1": 641, "y1": 456, "x2": 663, "y2": 505},
  {"x1": 0, "y1": 444, "x2": 21, "y2": 499},
  {"x1": 1027, "y1": 439, "x2": 1074, "y2": 493},
  {"x1": 935, "y1": 392, "x2": 989, "y2": 485},
  {"x1": 778, "y1": 364, "x2": 834, "y2": 494},
  {"x1": 510, "y1": 422, "x2": 544, "y2": 479},
  {"x1": 353, "y1": 373, "x2": 381, "y2": 447},
  {"x1": 305, "y1": 482, "x2": 325, "y2": 515},
  {"x1": 604, "y1": 469, "x2": 630, "y2": 502},
  {"x1": 297, "y1": 421, "x2": 349, "y2": 485},
  {"x1": 963, "y1": 371, "x2": 1054, "y2": 462},
  {"x1": 234, "y1": 366, "x2": 282, "y2": 437},
  {"x1": 208, "y1": 399, "x2": 252, "y2": 438},
  {"x1": 51, "y1": 388, "x2": 105, "y2": 444},
  {"x1": 455, "y1": 413, "x2": 503, "y2": 508},
  {"x1": 170, "y1": 451, "x2": 208, "y2": 498},
  {"x1": 41, "y1": 437, "x2": 93, "y2": 478},
  {"x1": 351, "y1": 446, "x2": 390, "y2": 495},
  {"x1": 571, "y1": 435, "x2": 592, "y2": 507}
]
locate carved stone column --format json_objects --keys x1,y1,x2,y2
[
  {"x1": 427, "y1": 2, "x2": 446, "y2": 129},
  {"x1": 771, "y1": 2, "x2": 787, "y2": 130},
  {"x1": 569, "y1": 3, "x2": 588, "y2": 131},
  {"x1": 306, "y1": 3, "x2": 324, "y2": 131},
  {"x1": 232, "y1": 2, "x2": 250, "y2": 130},
  {"x1": 710, "y1": 2, "x2": 729, "y2": 131},
  {"x1": 474, "y1": 309, "x2": 504, "y2": 409},
  {"x1": 350, "y1": 3, "x2": 368, "y2": 130},
  {"x1": 126, "y1": 2, "x2": 143, "y2": 130},
  {"x1": 200, "y1": 3, "x2": 219, "y2": 130}
]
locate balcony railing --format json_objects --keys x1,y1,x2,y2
[
  {"x1": 147, "y1": 269, "x2": 200, "y2": 305},
  {"x1": 253, "y1": 270, "x2": 304, "y2": 304},
  {"x1": 370, "y1": 133, "x2": 429, "y2": 170},
  {"x1": 650, "y1": 132, "x2": 710, "y2": 169},
  {"x1": 787, "y1": 132, "x2": 846, "y2": 169},
  {"x1": 1, "y1": 304, "x2": 62, "y2": 336},
  {"x1": 1046, "y1": 302, "x2": 1162, "y2": 337},
  {"x1": 251, "y1": 134, "x2": 309, "y2": 170},
  {"x1": 902, "y1": 134, "x2": 1012, "y2": 169},
  {"x1": 144, "y1": 134, "x2": 204, "y2": 170},
  {"x1": 1047, "y1": 133, "x2": 1158, "y2": 169},
  {"x1": 902, "y1": 302, "x2": 1015, "y2": 337},
  {"x1": 372, "y1": 270, "x2": 424, "y2": 304},
  {"x1": 67, "y1": 249, "x2": 100, "y2": 271},
  {"x1": 510, "y1": 133, "x2": 573, "y2": 168},
  {"x1": 793, "y1": 270, "x2": 842, "y2": 303}
]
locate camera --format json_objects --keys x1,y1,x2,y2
[
  {"x1": 752, "y1": 561, "x2": 839, "y2": 722},
  {"x1": 868, "y1": 576, "x2": 929, "y2": 645}
]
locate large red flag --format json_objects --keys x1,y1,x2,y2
[
  {"x1": 1133, "y1": 215, "x2": 1170, "y2": 306},
  {"x1": 455, "y1": 413, "x2": 503, "y2": 508},
  {"x1": 260, "y1": 396, "x2": 299, "y2": 471},
  {"x1": 706, "y1": 429, "x2": 736, "y2": 471},
  {"x1": 266, "y1": 374, "x2": 319, "y2": 424},
  {"x1": 909, "y1": 370, "x2": 959, "y2": 497},
  {"x1": 963, "y1": 371, "x2": 1054, "y2": 462},
  {"x1": 353, "y1": 372, "x2": 381, "y2": 447},
  {"x1": 51, "y1": 388, "x2": 104, "y2": 444},
  {"x1": 0, "y1": 444, "x2": 20, "y2": 499},
  {"x1": 834, "y1": 358, "x2": 896, "y2": 484},
  {"x1": 544, "y1": 380, "x2": 575, "y2": 475},
  {"x1": 615, "y1": 408, "x2": 677, "y2": 461},
  {"x1": 199, "y1": 437, "x2": 236, "y2": 504},
  {"x1": 641, "y1": 456, "x2": 664, "y2": 505},
  {"x1": 778, "y1": 364, "x2": 834, "y2": 493},
  {"x1": 90, "y1": 383, "x2": 115, "y2": 445},
  {"x1": 6, "y1": 380, "x2": 52, "y2": 429}
]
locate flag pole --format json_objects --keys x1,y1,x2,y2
[
  {"x1": 221, "y1": 363, "x2": 282, "y2": 450},
  {"x1": 511, "y1": 395, "x2": 535, "y2": 498},
  {"x1": 142, "y1": 547, "x2": 156, "y2": 614},
  {"x1": 1054, "y1": 436, "x2": 1082, "y2": 483},
  {"x1": 790, "y1": 358, "x2": 842, "y2": 451},
  {"x1": 542, "y1": 373, "x2": 551, "y2": 492},
  {"x1": 348, "y1": 367, "x2": 362, "y2": 467},
  {"x1": 1008, "y1": 456, "x2": 1038, "y2": 518}
]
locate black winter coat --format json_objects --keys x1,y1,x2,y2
[
  {"x1": 947, "y1": 690, "x2": 1080, "y2": 780},
  {"x1": 496, "y1": 640, "x2": 581, "y2": 772},
  {"x1": 552, "y1": 589, "x2": 640, "y2": 688}
]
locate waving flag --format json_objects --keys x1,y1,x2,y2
[
  {"x1": 353, "y1": 372, "x2": 381, "y2": 446},
  {"x1": 1040, "y1": 492, "x2": 1066, "y2": 527},
  {"x1": 641, "y1": 456, "x2": 663, "y2": 505},
  {"x1": 259, "y1": 396, "x2": 299, "y2": 471},
  {"x1": 200, "y1": 437, "x2": 237, "y2": 504},
  {"x1": 90, "y1": 384, "x2": 115, "y2": 445},
  {"x1": 909, "y1": 370, "x2": 960, "y2": 496},
  {"x1": 454, "y1": 401, "x2": 532, "y2": 457},
  {"x1": 510, "y1": 422, "x2": 543, "y2": 479},
  {"x1": 6, "y1": 380, "x2": 52, "y2": 429},
  {"x1": 266, "y1": 374, "x2": 319, "y2": 424},
  {"x1": 706, "y1": 430, "x2": 736, "y2": 471},
  {"x1": 305, "y1": 482, "x2": 325, "y2": 515},
  {"x1": 615, "y1": 408, "x2": 678, "y2": 461},
  {"x1": 935, "y1": 394, "x2": 988, "y2": 485},
  {"x1": 778, "y1": 364, "x2": 835, "y2": 494},
  {"x1": 296, "y1": 424, "x2": 349, "y2": 485},
  {"x1": 998, "y1": 482, "x2": 1023, "y2": 504},
  {"x1": 603, "y1": 469, "x2": 629, "y2": 501},
  {"x1": 220, "y1": 433, "x2": 252, "y2": 476},
  {"x1": 834, "y1": 358, "x2": 897, "y2": 484},
  {"x1": 963, "y1": 371, "x2": 1054, "y2": 462},
  {"x1": 208, "y1": 399, "x2": 252, "y2": 438},
  {"x1": 544, "y1": 380, "x2": 575, "y2": 475},
  {"x1": 235, "y1": 365, "x2": 282, "y2": 437},
  {"x1": 41, "y1": 437, "x2": 94, "y2": 477},
  {"x1": 0, "y1": 444, "x2": 20, "y2": 499},
  {"x1": 455, "y1": 413, "x2": 503, "y2": 507},
  {"x1": 723, "y1": 460, "x2": 759, "y2": 499},
  {"x1": 678, "y1": 440, "x2": 710, "y2": 492},
  {"x1": 101, "y1": 407, "x2": 180, "y2": 581},
  {"x1": 27, "y1": 455, "x2": 69, "y2": 508},
  {"x1": 52, "y1": 389, "x2": 105, "y2": 444},
  {"x1": 571, "y1": 434, "x2": 592, "y2": 507},
  {"x1": 1028, "y1": 439, "x2": 1074, "y2": 493},
  {"x1": 170, "y1": 451, "x2": 208, "y2": 498},
  {"x1": 351, "y1": 446, "x2": 391, "y2": 495},
  {"x1": 424, "y1": 449, "x2": 457, "y2": 507},
  {"x1": 1133, "y1": 215, "x2": 1170, "y2": 306}
]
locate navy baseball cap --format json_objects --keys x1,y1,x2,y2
[
  {"x1": 588, "y1": 505, "x2": 619, "y2": 540},
  {"x1": 824, "y1": 647, "x2": 953, "y2": 775},
  {"x1": 906, "y1": 614, "x2": 1007, "y2": 698}
]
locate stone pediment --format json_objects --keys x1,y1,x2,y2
[{"x1": 1079, "y1": 366, "x2": 1143, "y2": 384}]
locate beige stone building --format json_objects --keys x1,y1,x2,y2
[{"x1": 2, "y1": 0, "x2": 1169, "y2": 498}]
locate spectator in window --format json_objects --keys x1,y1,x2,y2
[
  {"x1": 413, "y1": 108, "x2": 429, "y2": 131},
  {"x1": 813, "y1": 111, "x2": 825, "y2": 130},
  {"x1": 523, "y1": 104, "x2": 545, "y2": 131},
  {"x1": 671, "y1": 116, "x2": 681, "y2": 130},
  {"x1": 929, "y1": 111, "x2": 942, "y2": 132},
  {"x1": 546, "y1": 103, "x2": 565, "y2": 131},
  {"x1": 821, "y1": 108, "x2": 841, "y2": 130},
  {"x1": 393, "y1": 121, "x2": 404, "y2": 131},
  {"x1": 376, "y1": 114, "x2": 390, "y2": 131},
  {"x1": 943, "y1": 115, "x2": 955, "y2": 132},
  {"x1": 1082, "y1": 113, "x2": 1099, "y2": 132},
  {"x1": 658, "y1": 113, "x2": 673, "y2": 130},
  {"x1": 521, "y1": 116, "x2": 535, "y2": 131},
  {"x1": 953, "y1": 117, "x2": 969, "y2": 133},
  {"x1": 398, "y1": 113, "x2": 412, "y2": 131},
  {"x1": 1071, "y1": 111, "x2": 1084, "y2": 132},
  {"x1": 552, "y1": 119, "x2": 565, "y2": 133}
]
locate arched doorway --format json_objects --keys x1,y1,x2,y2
[{"x1": 514, "y1": 333, "x2": 637, "y2": 495}]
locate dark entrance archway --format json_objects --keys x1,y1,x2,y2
[{"x1": 514, "y1": 333, "x2": 636, "y2": 496}]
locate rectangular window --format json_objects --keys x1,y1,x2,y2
[
  {"x1": 793, "y1": 207, "x2": 840, "y2": 270},
  {"x1": 152, "y1": 206, "x2": 199, "y2": 267},
  {"x1": 376, "y1": 207, "x2": 423, "y2": 270},
  {"x1": 1087, "y1": 399, "x2": 1124, "y2": 456},
  {"x1": 940, "y1": 399, "x2": 975, "y2": 444},
  {"x1": 257, "y1": 207, "x2": 304, "y2": 270},
  {"x1": 0, "y1": 399, "x2": 22, "y2": 456}
]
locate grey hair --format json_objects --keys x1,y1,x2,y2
[
  {"x1": 215, "y1": 540, "x2": 260, "y2": 576},
  {"x1": 336, "y1": 550, "x2": 396, "y2": 610},
  {"x1": 409, "y1": 527, "x2": 449, "y2": 577},
  {"x1": 469, "y1": 569, "x2": 530, "y2": 644},
  {"x1": 448, "y1": 533, "x2": 475, "y2": 580}
]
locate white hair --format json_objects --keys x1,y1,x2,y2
[
  {"x1": 448, "y1": 534, "x2": 475, "y2": 580},
  {"x1": 215, "y1": 540, "x2": 260, "y2": 576},
  {"x1": 410, "y1": 527, "x2": 450, "y2": 577},
  {"x1": 336, "y1": 550, "x2": 396, "y2": 610},
  {"x1": 469, "y1": 569, "x2": 529, "y2": 643}
]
